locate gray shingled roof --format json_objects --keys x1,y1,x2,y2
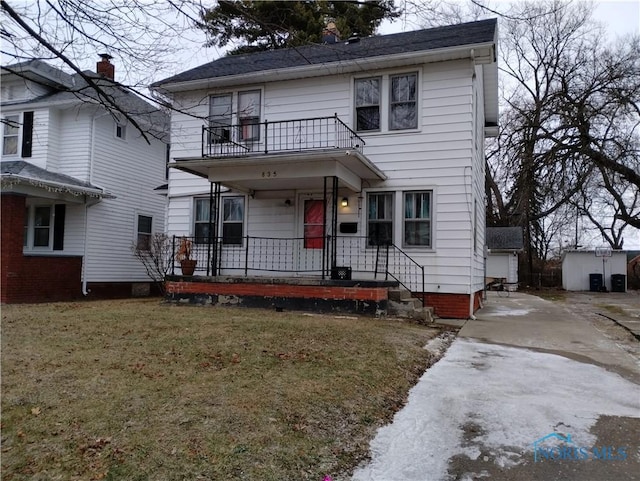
[
  {"x1": 153, "y1": 18, "x2": 497, "y2": 87},
  {"x1": 1, "y1": 161, "x2": 114, "y2": 198},
  {"x1": 0, "y1": 59, "x2": 75, "y2": 88},
  {"x1": 486, "y1": 227, "x2": 524, "y2": 251}
]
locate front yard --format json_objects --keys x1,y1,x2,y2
[{"x1": 2, "y1": 299, "x2": 441, "y2": 480}]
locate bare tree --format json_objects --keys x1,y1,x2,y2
[
  {"x1": 1, "y1": 0, "x2": 209, "y2": 141},
  {"x1": 131, "y1": 233, "x2": 173, "y2": 295},
  {"x1": 413, "y1": 0, "x2": 640, "y2": 272}
]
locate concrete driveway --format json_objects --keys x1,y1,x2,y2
[{"x1": 352, "y1": 291, "x2": 640, "y2": 481}]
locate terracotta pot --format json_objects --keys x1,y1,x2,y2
[{"x1": 180, "y1": 259, "x2": 197, "y2": 276}]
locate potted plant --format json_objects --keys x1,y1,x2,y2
[{"x1": 177, "y1": 237, "x2": 197, "y2": 275}]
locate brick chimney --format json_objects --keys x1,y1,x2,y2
[{"x1": 96, "y1": 53, "x2": 114, "y2": 80}]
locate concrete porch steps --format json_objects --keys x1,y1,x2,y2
[{"x1": 387, "y1": 287, "x2": 435, "y2": 324}]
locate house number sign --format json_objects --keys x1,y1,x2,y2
[{"x1": 261, "y1": 171, "x2": 277, "y2": 178}]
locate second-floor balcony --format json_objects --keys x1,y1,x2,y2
[
  {"x1": 173, "y1": 114, "x2": 385, "y2": 195},
  {"x1": 201, "y1": 114, "x2": 365, "y2": 159}
]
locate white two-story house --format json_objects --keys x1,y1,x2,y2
[
  {"x1": 1, "y1": 57, "x2": 168, "y2": 302},
  {"x1": 152, "y1": 19, "x2": 498, "y2": 318}
]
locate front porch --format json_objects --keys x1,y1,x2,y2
[
  {"x1": 167, "y1": 234, "x2": 426, "y2": 316},
  {"x1": 165, "y1": 274, "x2": 398, "y2": 316}
]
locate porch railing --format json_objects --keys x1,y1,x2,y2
[
  {"x1": 201, "y1": 114, "x2": 365, "y2": 158},
  {"x1": 170, "y1": 235, "x2": 425, "y2": 303}
]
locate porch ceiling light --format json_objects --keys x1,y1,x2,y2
[{"x1": 341, "y1": 197, "x2": 349, "y2": 207}]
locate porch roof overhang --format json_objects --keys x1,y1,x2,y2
[
  {"x1": 171, "y1": 149, "x2": 387, "y2": 193},
  {"x1": 1, "y1": 174, "x2": 115, "y2": 203},
  {"x1": 1, "y1": 161, "x2": 115, "y2": 203}
]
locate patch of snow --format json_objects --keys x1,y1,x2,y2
[
  {"x1": 352, "y1": 339, "x2": 639, "y2": 481},
  {"x1": 424, "y1": 331, "x2": 456, "y2": 357},
  {"x1": 489, "y1": 306, "x2": 531, "y2": 317}
]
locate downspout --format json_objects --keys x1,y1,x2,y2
[
  {"x1": 82, "y1": 110, "x2": 111, "y2": 296},
  {"x1": 466, "y1": 165, "x2": 476, "y2": 320}
]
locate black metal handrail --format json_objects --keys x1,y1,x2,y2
[
  {"x1": 200, "y1": 114, "x2": 365, "y2": 158},
  {"x1": 170, "y1": 235, "x2": 424, "y2": 304}
]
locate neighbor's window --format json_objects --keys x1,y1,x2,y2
[
  {"x1": 222, "y1": 197, "x2": 244, "y2": 245},
  {"x1": 194, "y1": 198, "x2": 212, "y2": 244},
  {"x1": 367, "y1": 192, "x2": 393, "y2": 246},
  {"x1": 137, "y1": 215, "x2": 152, "y2": 250},
  {"x1": 209, "y1": 93, "x2": 233, "y2": 143},
  {"x1": 403, "y1": 191, "x2": 431, "y2": 247},
  {"x1": 238, "y1": 90, "x2": 261, "y2": 141},
  {"x1": 115, "y1": 122, "x2": 127, "y2": 140},
  {"x1": 3, "y1": 115, "x2": 19, "y2": 155},
  {"x1": 355, "y1": 78, "x2": 381, "y2": 132},
  {"x1": 390, "y1": 73, "x2": 417, "y2": 130}
]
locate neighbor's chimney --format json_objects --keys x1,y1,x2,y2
[{"x1": 97, "y1": 53, "x2": 114, "y2": 80}]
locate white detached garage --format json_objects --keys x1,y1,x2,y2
[{"x1": 561, "y1": 249, "x2": 628, "y2": 292}]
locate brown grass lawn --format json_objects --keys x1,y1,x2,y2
[{"x1": 1, "y1": 299, "x2": 442, "y2": 481}]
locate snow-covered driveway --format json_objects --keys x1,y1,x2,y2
[{"x1": 352, "y1": 292, "x2": 640, "y2": 481}]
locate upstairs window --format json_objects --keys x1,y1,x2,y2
[
  {"x1": 209, "y1": 93, "x2": 233, "y2": 143},
  {"x1": 238, "y1": 90, "x2": 261, "y2": 141},
  {"x1": 390, "y1": 73, "x2": 417, "y2": 130},
  {"x1": 367, "y1": 192, "x2": 393, "y2": 246},
  {"x1": 355, "y1": 78, "x2": 381, "y2": 132},
  {"x1": 115, "y1": 122, "x2": 127, "y2": 140},
  {"x1": 3, "y1": 115, "x2": 19, "y2": 155}
]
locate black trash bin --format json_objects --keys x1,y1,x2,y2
[
  {"x1": 589, "y1": 273, "x2": 603, "y2": 292},
  {"x1": 611, "y1": 274, "x2": 626, "y2": 293}
]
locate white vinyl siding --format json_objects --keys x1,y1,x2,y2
[
  {"x1": 83, "y1": 112, "x2": 167, "y2": 282},
  {"x1": 166, "y1": 59, "x2": 482, "y2": 294}
]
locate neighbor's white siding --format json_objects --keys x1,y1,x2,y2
[
  {"x1": 83, "y1": 113, "x2": 167, "y2": 282},
  {"x1": 57, "y1": 108, "x2": 93, "y2": 181}
]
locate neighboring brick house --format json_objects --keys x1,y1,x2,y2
[
  {"x1": 1, "y1": 57, "x2": 168, "y2": 303},
  {"x1": 152, "y1": 19, "x2": 499, "y2": 318}
]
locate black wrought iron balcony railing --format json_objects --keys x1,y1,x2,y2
[
  {"x1": 170, "y1": 235, "x2": 425, "y2": 303},
  {"x1": 201, "y1": 114, "x2": 366, "y2": 158}
]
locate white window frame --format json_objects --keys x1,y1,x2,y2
[
  {"x1": 208, "y1": 89, "x2": 263, "y2": 144},
  {"x1": 222, "y1": 196, "x2": 245, "y2": 246},
  {"x1": 193, "y1": 197, "x2": 213, "y2": 244},
  {"x1": 389, "y1": 72, "x2": 418, "y2": 131},
  {"x1": 115, "y1": 121, "x2": 127, "y2": 140},
  {"x1": 366, "y1": 192, "x2": 394, "y2": 246},
  {"x1": 208, "y1": 92, "x2": 233, "y2": 144},
  {"x1": 2, "y1": 114, "x2": 20, "y2": 156},
  {"x1": 353, "y1": 70, "x2": 420, "y2": 135},
  {"x1": 237, "y1": 90, "x2": 261, "y2": 141},
  {"x1": 354, "y1": 77, "x2": 382, "y2": 132},
  {"x1": 136, "y1": 214, "x2": 153, "y2": 251},
  {"x1": 24, "y1": 204, "x2": 54, "y2": 250},
  {"x1": 403, "y1": 191, "x2": 432, "y2": 248}
]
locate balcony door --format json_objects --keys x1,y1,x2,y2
[{"x1": 298, "y1": 197, "x2": 325, "y2": 274}]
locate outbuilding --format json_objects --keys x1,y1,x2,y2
[{"x1": 561, "y1": 249, "x2": 628, "y2": 292}]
